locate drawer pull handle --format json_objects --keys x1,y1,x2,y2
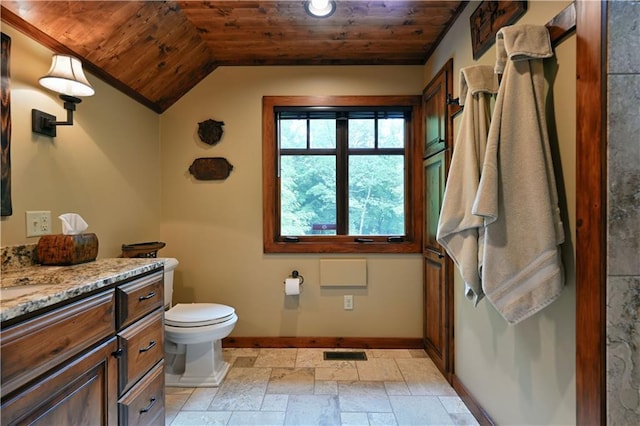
[
  {"x1": 139, "y1": 341, "x2": 156, "y2": 353},
  {"x1": 138, "y1": 291, "x2": 156, "y2": 301},
  {"x1": 111, "y1": 348, "x2": 123, "y2": 358},
  {"x1": 139, "y1": 397, "x2": 157, "y2": 414}
]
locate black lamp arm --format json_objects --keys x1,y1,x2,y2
[
  {"x1": 32, "y1": 95, "x2": 83, "y2": 137},
  {"x1": 48, "y1": 95, "x2": 82, "y2": 127}
]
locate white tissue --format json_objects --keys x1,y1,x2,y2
[{"x1": 59, "y1": 213, "x2": 89, "y2": 235}]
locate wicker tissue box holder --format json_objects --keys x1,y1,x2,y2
[{"x1": 37, "y1": 233, "x2": 99, "y2": 265}]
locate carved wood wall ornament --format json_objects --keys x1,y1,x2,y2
[
  {"x1": 470, "y1": 1, "x2": 527, "y2": 60},
  {"x1": 188, "y1": 157, "x2": 233, "y2": 181},
  {"x1": 197, "y1": 119, "x2": 224, "y2": 145}
]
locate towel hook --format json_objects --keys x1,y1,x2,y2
[{"x1": 446, "y1": 93, "x2": 460, "y2": 106}]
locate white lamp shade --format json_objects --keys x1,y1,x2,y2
[{"x1": 38, "y1": 54, "x2": 95, "y2": 97}]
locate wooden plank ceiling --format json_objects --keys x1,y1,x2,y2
[{"x1": 1, "y1": 1, "x2": 466, "y2": 113}]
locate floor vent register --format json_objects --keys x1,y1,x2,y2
[{"x1": 323, "y1": 351, "x2": 368, "y2": 361}]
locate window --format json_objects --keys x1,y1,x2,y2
[{"x1": 263, "y1": 96, "x2": 422, "y2": 253}]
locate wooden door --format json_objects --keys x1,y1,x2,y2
[
  {"x1": 423, "y1": 152, "x2": 446, "y2": 256},
  {"x1": 1, "y1": 337, "x2": 118, "y2": 426},
  {"x1": 423, "y1": 59, "x2": 453, "y2": 158},
  {"x1": 422, "y1": 59, "x2": 454, "y2": 380},
  {"x1": 424, "y1": 253, "x2": 447, "y2": 370},
  {"x1": 422, "y1": 151, "x2": 452, "y2": 377}
]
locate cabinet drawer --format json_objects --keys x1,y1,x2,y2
[
  {"x1": 116, "y1": 271, "x2": 163, "y2": 329},
  {"x1": 117, "y1": 308, "x2": 164, "y2": 395},
  {"x1": 1, "y1": 290, "x2": 116, "y2": 397},
  {"x1": 118, "y1": 360, "x2": 165, "y2": 426}
]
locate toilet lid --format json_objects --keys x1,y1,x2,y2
[{"x1": 165, "y1": 303, "x2": 236, "y2": 327}]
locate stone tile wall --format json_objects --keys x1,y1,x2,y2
[{"x1": 607, "y1": 1, "x2": 640, "y2": 424}]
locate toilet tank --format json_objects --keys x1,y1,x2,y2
[{"x1": 158, "y1": 258, "x2": 179, "y2": 308}]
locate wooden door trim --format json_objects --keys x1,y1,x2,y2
[{"x1": 575, "y1": 0, "x2": 607, "y2": 424}]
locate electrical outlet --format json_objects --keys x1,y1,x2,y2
[
  {"x1": 26, "y1": 211, "x2": 52, "y2": 237},
  {"x1": 344, "y1": 295, "x2": 354, "y2": 310}
]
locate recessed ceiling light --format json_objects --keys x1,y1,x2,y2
[{"x1": 304, "y1": 0, "x2": 337, "y2": 18}]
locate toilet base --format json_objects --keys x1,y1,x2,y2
[
  {"x1": 165, "y1": 339, "x2": 231, "y2": 387},
  {"x1": 165, "y1": 362, "x2": 230, "y2": 387}
]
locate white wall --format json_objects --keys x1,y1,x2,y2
[
  {"x1": 0, "y1": 24, "x2": 161, "y2": 257},
  {"x1": 160, "y1": 66, "x2": 426, "y2": 337},
  {"x1": 424, "y1": 2, "x2": 576, "y2": 424}
]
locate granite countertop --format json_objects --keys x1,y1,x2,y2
[{"x1": 0, "y1": 258, "x2": 164, "y2": 323}]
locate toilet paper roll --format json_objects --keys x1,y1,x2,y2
[{"x1": 285, "y1": 278, "x2": 301, "y2": 295}]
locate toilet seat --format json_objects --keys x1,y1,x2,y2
[{"x1": 166, "y1": 303, "x2": 236, "y2": 327}]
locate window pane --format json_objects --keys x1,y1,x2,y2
[
  {"x1": 280, "y1": 119, "x2": 307, "y2": 149},
  {"x1": 348, "y1": 155, "x2": 405, "y2": 235},
  {"x1": 310, "y1": 119, "x2": 336, "y2": 149},
  {"x1": 378, "y1": 118, "x2": 405, "y2": 148},
  {"x1": 281, "y1": 155, "x2": 336, "y2": 235},
  {"x1": 348, "y1": 119, "x2": 375, "y2": 148}
]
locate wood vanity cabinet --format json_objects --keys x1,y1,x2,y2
[
  {"x1": 0, "y1": 267, "x2": 165, "y2": 426},
  {"x1": 0, "y1": 291, "x2": 119, "y2": 425}
]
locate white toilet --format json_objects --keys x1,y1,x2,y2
[{"x1": 160, "y1": 258, "x2": 238, "y2": 387}]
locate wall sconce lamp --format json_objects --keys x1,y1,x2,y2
[
  {"x1": 32, "y1": 54, "x2": 94, "y2": 137},
  {"x1": 304, "y1": 0, "x2": 336, "y2": 18}
]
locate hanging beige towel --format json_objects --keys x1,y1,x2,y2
[
  {"x1": 437, "y1": 65, "x2": 499, "y2": 306},
  {"x1": 472, "y1": 25, "x2": 565, "y2": 324}
]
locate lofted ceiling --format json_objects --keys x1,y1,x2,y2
[{"x1": 1, "y1": 1, "x2": 467, "y2": 113}]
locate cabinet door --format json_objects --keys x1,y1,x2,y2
[
  {"x1": 423, "y1": 151, "x2": 452, "y2": 377},
  {"x1": 423, "y1": 253, "x2": 450, "y2": 375},
  {"x1": 423, "y1": 152, "x2": 446, "y2": 255},
  {"x1": 1, "y1": 337, "x2": 118, "y2": 426},
  {"x1": 422, "y1": 59, "x2": 453, "y2": 158}
]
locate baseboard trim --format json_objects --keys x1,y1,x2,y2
[
  {"x1": 451, "y1": 374, "x2": 496, "y2": 426},
  {"x1": 222, "y1": 336, "x2": 424, "y2": 349}
]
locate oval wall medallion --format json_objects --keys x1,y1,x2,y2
[{"x1": 188, "y1": 157, "x2": 233, "y2": 180}]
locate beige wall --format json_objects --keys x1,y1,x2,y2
[
  {"x1": 424, "y1": 1, "x2": 576, "y2": 424},
  {"x1": 160, "y1": 66, "x2": 425, "y2": 337},
  {"x1": 0, "y1": 25, "x2": 161, "y2": 257}
]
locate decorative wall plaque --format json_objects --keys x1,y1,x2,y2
[
  {"x1": 470, "y1": 1, "x2": 527, "y2": 60},
  {"x1": 188, "y1": 157, "x2": 233, "y2": 180},
  {"x1": 197, "y1": 119, "x2": 225, "y2": 145}
]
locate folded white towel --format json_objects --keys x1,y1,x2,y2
[{"x1": 437, "y1": 65, "x2": 498, "y2": 305}]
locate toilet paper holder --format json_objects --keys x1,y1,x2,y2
[{"x1": 284, "y1": 270, "x2": 304, "y2": 285}]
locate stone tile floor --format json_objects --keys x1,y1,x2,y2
[{"x1": 166, "y1": 348, "x2": 479, "y2": 425}]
